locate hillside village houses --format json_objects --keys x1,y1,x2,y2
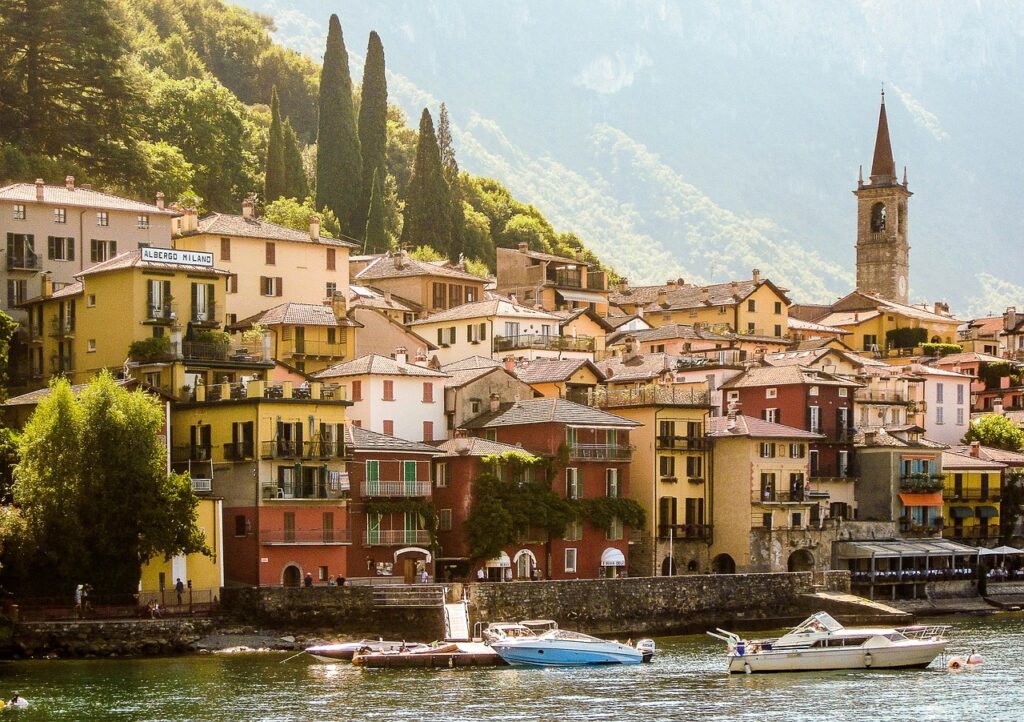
[{"x1": 4, "y1": 93, "x2": 1024, "y2": 593}]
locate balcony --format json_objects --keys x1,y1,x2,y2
[
  {"x1": 945, "y1": 490, "x2": 1001, "y2": 502},
  {"x1": 181, "y1": 341, "x2": 260, "y2": 363},
  {"x1": 261, "y1": 475, "x2": 349, "y2": 501},
  {"x1": 27, "y1": 324, "x2": 44, "y2": 343},
  {"x1": 658, "y1": 523, "x2": 712, "y2": 540},
  {"x1": 283, "y1": 339, "x2": 347, "y2": 359},
  {"x1": 261, "y1": 440, "x2": 299, "y2": 459},
  {"x1": 551, "y1": 270, "x2": 582, "y2": 288},
  {"x1": 49, "y1": 355, "x2": 74, "y2": 374},
  {"x1": 900, "y1": 475, "x2": 945, "y2": 493},
  {"x1": 361, "y1": 480, "x2": 432, "y2": 497},
  {"x1": 822, "y1": 428, "x2": 855, "y2": 443},
  {"x1": 898, "y1": 519, "x2": 944, "y2": 537},
  {"x1": 191, "y1": 478, "x2": 212, "y2": 493},
  {"x1": 588, "y1": 386, "x2": 711, "y2": 409},
  {"x1": 191, "y1": 380, "x2": 345, "y2": 403},
  {"x1": 171, "y1": 445, "x2": 212, "y2": 463},
  {"x1": 145, "y1": 302, "x2": 176, "y2": 324},
  {"x1": 656, "y1": 435, "x2": 706, "y2": 451},
  {"x1": 363, "y1": 529, "x2": 431, "y2": 546},
  {"x1": 810, "y1": 466, "x2": 858, "y2": 481},
  {"x1": 568, "y1": 443, "x2": 634, "y2": 461},
  {"x1": 191, "y1": 302, "x2": 218, "y2": 326},
  {"x1": 854, "y1": 390, "x2": 907, "y2": 403},
  {"x1": 947, "y1": 526, "x2": 997, "y2": 541},
  {"x1": 7, "y1": 250, "x2": 41, "y2": 271},
  {"x1": 261, "y1": 528, "x2": 352, "y2": 545},
  {"x1": 494, "y1": 334, "x2": 595, "y2": 353},
  {"x1": 49, "y1": 317, "x2": 75, "y2": 338},
  {"x1": 222, "y1": 441, "x2": 255, "y2": 461},
  {"x1": 754, "y1": 491, "x2": 812, "y2": 504}
]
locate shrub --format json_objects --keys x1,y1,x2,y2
[
  {"x1": 922, "y1": 343, "x2": 962, "y2": 357},
  {"x1": 885, "y1": 327, "x2": 927, "y2": 349},
  {"x1": 128, "y1": 336, "x2": 171, "y2": 362}
]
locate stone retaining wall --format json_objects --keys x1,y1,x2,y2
[{"x1": 7, "y1": 618, "x2": 215, "y2": 658}]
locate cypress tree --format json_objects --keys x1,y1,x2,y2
[
  {"x1": 281, "y1": 118, "x2": 309, "y2": 200},
  {"x1": 401, "y1": 108, "x2": 451, "y2": 254},
  {"x1": 437, "y1": 103, "x2": 465, "y2": 260},
  {"x1": 354, "y1": 31, "x2": 388, "y2": 239},
  {"x1": 315, "y1": 14, "x2": 362, "y2": 237},
  {"x1": 364, "y1": 168, "x2": 388, "y2": 254},
  {"x1": 263, "y1": 86, "x2": 286, "y2": 203}
]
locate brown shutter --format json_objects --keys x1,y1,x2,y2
[{"x1": 276, "y1": 277, "x2": 283, "y2": 297}]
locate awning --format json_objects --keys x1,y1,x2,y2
[
  {"x1": 950, "y1": 506, "x2": 974, "y2": 519},
  {"x1": 985, "y1": 545, "x2": 1024, "y2": 555},
  {"x1": 898, "y1": 492, "x2": 944, "y2": 508},
  {"x1": 485, "y1": 551, "x2": 511, "y2": 568},
  {"x1": 557, "y1": 289, "x2": 607, "y2": 305},
  {"x1": 835, "y1": 539, "x2": 981, "y2": 560},
  {"x1": 976, "y1": 505, "x2": 999, "y2": 519},
  {"x1": 512, "y1": 549, "x2": 537, "y2": 565},
  {"x1": 600, "y1": 547, "x2": 626, "y2": 567}
]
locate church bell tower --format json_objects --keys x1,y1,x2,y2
[{"x1": 854, "y1": 91, "x2": 912, "y2": 304}]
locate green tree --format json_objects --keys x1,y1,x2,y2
[
  {"x1": 408, "y1": 245, "x2": 445, "y2": 262},
  {"x1": 12, "y1": 373, "x2": 207, "y2": 595},
  {"x1": 437, "y1": 103, "x2": 465, "y2": 259},
  {"x1": 401, "y1": 108, "x2": 451, "y2": 254},
  {"x1": 962, "y1": 415, "x2": 1024, "y2": 451},
  {"x1": 364, "y1": 168, "x2": 389, "y2": 254},
  {"x1": 263, "y1": 86, "x2": 286, "y2": 203},
  {"x1": 281, "y1": 118, "x2": 309, "y2": 200},
  {"x1": 263, "y1": 196, "x2": 340, "y2": 238},
  {"x1": 354, "y1": 30, "x2": 388, "y2": 240},
  {"x1": 136, "y1": 140, "x2": 195, "y2": 200},
  {"x1": 462, "y1": 203, "x2": 495, "y2": 269},
  {"x1": 0, "y1": 308, "x2": 18, "y2": 399},
  {"x1": 315, "y1": 14, "x2": 362, "y2": 237},
  {"x1": 385, "y1": 104, "x2": 418, "y2": 198}
]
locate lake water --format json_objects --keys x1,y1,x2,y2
[{"x1": 1, "y1": 614, "x2": 1021, "y2": 721}]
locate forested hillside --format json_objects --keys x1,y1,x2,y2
[{"x1": 0, "y1": 0, "x2": 609, "y2": 274}]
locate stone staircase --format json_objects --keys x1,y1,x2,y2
[{"x1": 372, "y1": 584, "x2": 446, "y2": 609}]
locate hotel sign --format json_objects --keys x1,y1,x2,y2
[{"x1": 141, "y1": 247, "x2": 214, "y2": 267}]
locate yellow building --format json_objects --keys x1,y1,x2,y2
[
  {"x1": 351, "y1": 249, "x2": 487, "y2": 316},
  {"x1": 173, "y1": 203, "x2": 359, "y2": 326},
  {"x1": 942, "y1": 449, "x2": 1005, "y2": 547},
  {"x1": 708, "y1": 413, "x2": 827, "y2": 574},
  {"x1": 511, "y1": 357, "x2": 603, "y2": 401},
  {"x1": 230, "y1": 299, "x2": 358, "y2": 375},
  {"x1": 608, "y1": 270, "x2": 791, "y2": 338},
  {"x1": 139, "y1": 497, "x2": 224, "y2": 599}
]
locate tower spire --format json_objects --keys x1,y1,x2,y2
[{"x1": 869, "y1": 90, "x2": 897, "y2": 184}]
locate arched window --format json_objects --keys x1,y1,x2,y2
[{"x1": 870, "y1": 202, "x2": 886, "y2": 232}]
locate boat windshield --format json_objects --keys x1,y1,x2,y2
[
  {"x1": 520, "y1": 619, "x2": 558, "y2": 632},
  {"x1": 543, "y1": 630, "x2": 604, "y2": 643},
  {"x1": 792, "y1": 612, "x2": 844, "y2": 635}
]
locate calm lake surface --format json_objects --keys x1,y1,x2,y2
[{"x1": 1, "y1": 614, "x2": 1021, "y2": 721}]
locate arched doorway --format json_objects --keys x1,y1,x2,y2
[
  {"x1": 282, "y1": 564, "x2": 302, "y2": 587},
  {"x1": 395, "y1": 547, "x2": 432, "y2": 583},
  {"x1": 513, "y1": 549, "x2": 537, "y2": 580},
  {"x1": 711, "y1": 554, "x2": 736, "y2": 574},
  {"x1": 788, "y1": 549, "x2": 815, "y2": 572},
  {"x1": 661, "y1": 556, "x2": 677, "y2": 576},
  {"x1": 600, "y1": 547, "x2": 626, "y2": 578}
]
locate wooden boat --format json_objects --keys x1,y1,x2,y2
[
  {"x1": 352, "y1": 641, "x2": 507, "y2": 669},
  {"x1": 304, "y1": 639, "x2": 429, "y2": 663}
]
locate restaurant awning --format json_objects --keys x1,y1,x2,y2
[
  {"x1": 835, "y1": 539, "x2": 981, "y2": 560},
  {"x1": 557, "y1": 289, "x2": 607, "y2": 305},
  {"x1": 898, "y1": 492, "x2": 944, "y2": 508},
  {"x1": 976, "y1": 505, "x2": 999, "y2": 519},
  {"x1": 485, "y1": 552, "x2": 511, "y2": 568},
  {"x1": 950, "y1": 506, "x2": 974, "y2": 519},
  {"x1": 600, "y1": 547, "x2": 626, "y2": 567},
  {"x1": 980, "y1": 545, "x2": 1024, "y2": 556}
]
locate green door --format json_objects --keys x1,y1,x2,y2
[{"x1": 404, "y1": 460, "x2": 417, "y2": 496}]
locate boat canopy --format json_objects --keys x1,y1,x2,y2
[
  {"x1": 600, "y1": 547, "x2": 626, "y2": 567},
  {"x1": 835, "y1": 539, "x2": 980, "y2": 559}
]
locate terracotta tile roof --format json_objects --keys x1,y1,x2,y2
[
  {"x1": 946, "y1": 445, "x2": 1024, "y2": 464},
  {"x1": 443, "y1": 366, "x2": 509, "y2": 389},
  {"x1": 76, "y1": 249, "x2": 229, "y2": 278},
  {"x1": 720, "y1": 365, "x2": 860, "y2": 389},
  {"x1": 812, "y1": 310, "x2": 883, "y2": 328},
  {"x1": 409, "y1": 298, "x2": 560, "y2": 325},
  {"x1": 827, "y1": 291, "x2": 960, "y2": 325},
  {"x1": 909, "y1": 364, "x2": 974, "y2": 379},
  {"x1": 550, "y1": 307, "x2": 616, "y2": 332},
  {"x1": 460, "y1": 397, "x2": 641, "y2": 429},
  {"x1": 440, "y1": 356, "x2": 502, "y2": 371},
  {"x1": 355, "y1": 252, "x2": 483, "y2": 282},
  {"x1": 192, "y1": 213, "x2": 357, "y2": 247},
  {"x1": 604, "y1": 313, "x2": 645, "y2": 330},
  {"x1": 787, "y1": 317, "x2": 851, "y2": 334},
  {"x1": 941, "y1": 450, "x2": 1006, "y2": 470},
  {"x1": 432, "y1": 437, "x2": 538, "y2": 458},
  {"x1": 348, "y1": 284, "x2": 416, "y2": 313},
  {"x1": 0, "y1": 183, "x2": 177, "y2": 214},
  {"x1": 930, "y1": 352, "x2": 1009, "y2": 366},
  {"x1": 501, "y1": 246, "x2": 590, "y2": 266},
  {"x1": 52, "y1": 281, "x2": 84, "y2": 300},
  {"x1": 617, "y1": 323, "x2": 732, "y2": 344},
  {"x1": 763, "y1": 349, "x2": 836, "y2": 367},
  {"x1": 596, "y1": 352, "x2": 683, "y2": 383},
  {"x1": 347, "y1": 425, "x2": 442, "y2": 454},
  {"x1": 609, "y1": 278, "x2": 789, "y2": 312},
  {"x1": 707, "y1": 414, "x2": 824, "y2": 440},
  {"x1": 231, "y1": 302, "x2": 356, "y2": 328},
  {"x1": 513, "y1": 357, "x2": 600, "y2": 384},
  {"x1": 963, "y1": 316, "x2": 1004, "y2": 336},
  {"x1": 4, "y1": 377, "x2": 173, "y2": 406},
  {"x1": 313, "y1": 353, "x2": 449, "y2": 379},
  {"x1": 853, "y1": 428, "x2": 946, "y2": 448}
]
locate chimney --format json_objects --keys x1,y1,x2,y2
[
  {"x1": 509, "y1": 293, "x2": 517, "y2": 304},
  {"x1": 667, "y1": 278, "x2": 678, "y2": 290},
  {"x1": 180, "y1": 206, "x2": 198, "y2": 234},
  {"x1": 702, "y1": 287, "x2": 711, "y2": 305},
  {"x1": 503, "y1": 355, "x2": 516, "y2": 373},
  {"x1": 40, "y1": 272, "x2": 53, "y2": 298},
  {"x1": 35, "y1": 178, "x2": 45, "y2": 201},
  {"x1": 730, "y1": 281, "x2": 739, "y2": 297},
  {"x1": 1005, "y1": 307, "x2": 1018, "y2": 332},
  {"x1": 393, "y1": 249, "x2": 406, "y2": 269},
  {"x1": 864, "y1": 430, "x2": 877, "y2": 446},
  {"x1": 489, "y1": 393, "x2": 500, "y2": 413},
  {"x1": 414, "y1": 349, "x2": 429, "y2": 366},
  {"x1": 618, "y1": 278, "x2": 629, "y2": 293},
  {"x1": 309, "y1": 214, "x2": 321, "y2": 240},
  {"x1": 657, "y1": 289, "x2": 668, "y2": 307},
  {"x1": 968, "y1": 441, "x2": 981, "y2": 458},
  {"x1": 155, "y1": 191, "x2": 165, "y2": 210},
  {"x1": 513, "y1": 391, "x2": 521, "y2": 407},
  {"x1": 518, "y1": 242, "x2": 529, "y2": 253},
  {"x1": 64, "y1": 175, "x2": 75, "y2": 191},
  {"x1": 394, "y1": 347, "x2": 408, "y2": 365},
  {"x1": 241, "y1": 198, "x2": 254, "y2": 219},
  {"x1": 330, "y1": 293, "x2": 347, "y2": 320},
  {"x1": 752, "y1": 268, "x2": 761, "y2": 284},
  {"x1": 726, "y1": 399, "x2": 739, "y2": 430},
  {"x1": 383, "y1": 290, "x2": 392, "y2": 304},
  {"x1": 636, "y1": 305, "x2": 644, "y2": 318}
]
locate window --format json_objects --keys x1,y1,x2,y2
[
  {"x1": 7, "y1": 279, "x2": 27, "y2": 307},
  {"x1": 956, "y1": 408, "x2": 965, "y2": 426},
  {"x1": 383, "y1": 380, "x2": 394, "y2": 401},
  {"x1": 326, "y1": 281, "x2": 337, "y2": 297},
  {"x1": 439, "y1": 509, "x2": 453, "y2": 531},
  {"x1": 564, "y1": 548, "x2": 577, "y2": 573},
  {"x1": 318, "y1": 565, "x2": 328, "y2": 582},
  {"x1": 863, "y1": 334, "x2": 878, "y2": 351},
  {"x1": 809, "y1": 385, "x2": 819, "y2": 396},
  {"x1": 432, "y1": 283, "x2": 446, "y2": 310},
  {"x1": 12, "y1": 204, "x2": 25, "y2": 220},
  {"x1": 936, "y1": 406, "x2": 944, "y2": 425},
  {"x1": 956, "y1": 384, "x2": 964, "y2": 404},
  {"x1": 607, "y1": 517, "x2": 623, "y2": 541},
  {"x1": 606, "y1": 468, "x2": 620, "y2": 497},
  {"x1": 260, "y1": 276, "x2": 283, "y2": 296},
  {"x1": 351, "y1": 380, "x2": 362, "y2": 401},
  {"x1": 759, "y1": 442, "x2": 776, "y2": 458},
  {"x1": 87, "y1": 294, "x2": 96, "y2": 308},
  {"x1": 727, "y1": 391, "x2": 739, "y2": 402},
  {"x1": 747, "y1": 299, "x2": 755, "y2": 312},
  {"x1": 423, "y1": 421, "x2": 433, "y2": 442},
  {"x1": 766, "y1": 388, "x2": 777, "y2": 399},
  {"x1": 191, "y1": 282, "x2": 215, "y2": 322},
  {"x1": 326, "y1": 248, "x2": 336, "y2": 270},
  {"x1": 936, "y1": 383, "x2": 944, "y2": 403},
  {"x1": 223, "y1": 273, "x2": 238, "y2": 294},
  {"x1": 265, "y1": 242, "x2": 276, "y2": 265},
  {"x1": 90, "y1": 239, "x2": 116, "y2": 262},
  {"x1": 327, "y1": 327, "x2": 337, "y2": 345},
  {"x1": 234, "y1": 515, "x2": 247, "y2": 537},
  {"x1": 774, "y1": 324, "x2": 782, "y2": 337},
  {"x1": 87, "y1": 339, "x2": 96, "y2": 352},
  {"x1": 220, "y1": 237, "x2": 231, "y2": 260},
  {"x1": 448, "y1": 284, "x2": 462, "y2": 307},
  {"x1": 686, "y1": 456, "x2": 703, "y2": 479},
  {"x1": 763, "y1": 408, "x2": 778, "y2": 423},
  {"x1": 147, "y1": 280, "x2": 171, "y2": 320},
  {"x1": 808, "y1": 405, "x2": 820, "y2": 433},
  {"x1": 774, "y1": 301, "x2": 782, "y2": 314},
  {"x1": 760, "y1": 473, "x2": 776, "y2": 501},
  {"x1": 563, "y1": 517, "x2": 583, "y2": 541},
  {"x1": 791, "y1": 512, "x2": 803, "y2": 528},
  {"x1": 659, "y1": 455, "x2": 675, "y2": 479},
  {"x1": 54, "y1": 207, "x2": 66, "y2": 223},
  {"x1": 435, "y1": 462, "x2": 448, "y2": 488},
  {"x1": 422, "y1": 382, "x2": 433, "y2": 402},
  {"x1": 382, "y1": 420, "x2": 394, "y2": 436},
  {"x1": 747, "y1": 322, "x2": 756, "y2": 333},
  {"x1": 838, "y1": 387, "x2": 848, "y2": 398},
  {"x1": 465, "y1": 286, "x2": 477, "y2": 303},
  {"x1": 96, "y1": 211, "x2": 108, "y2": 226},
  {"x1": 790, "y1": 443, "x2": 805, "y2": 459},
  {"x1": 135, "y1": 214, "x2": 150, "y2": 229},
  {"x1": 366, "y1": 459, "x2": 380, "y2": 483},
  {"x1": 47, "y1": 236, "x2": 74, "y2": 261},
  {"x1": 566, "y1": 468, "x2": 581, "y2": 499},
  {"x1": 504, "y1": 321, "x2": 520, "y2": 338}
]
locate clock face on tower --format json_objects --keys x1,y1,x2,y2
[{"x1": 898, "y1": 275, "x2": 907, "y2": 297}]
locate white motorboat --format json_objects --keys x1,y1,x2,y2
[
  {"x1": 491, "y1": 629, "x2": 655, "y2": 667},
  {"x1": 708, "y1": 612, "x2": 949, "y2": 674}
]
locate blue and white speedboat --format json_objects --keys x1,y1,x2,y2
[{"x1": 490, "y1": 629, "x2": 655, "y2": 666}]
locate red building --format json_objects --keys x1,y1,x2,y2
[
  {"x1": 721, "y1": 366, "x2": 860, "y2": 483},
  {"x1": 346, "y1": 425, "x2": 442, "y2": 582},
  {"x1": 460, "y1": 397, "x2": 641, "y2": 580}
]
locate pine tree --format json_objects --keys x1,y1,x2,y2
[
  {"x1": 401, "y1": 108, "x2": 452, "y2": 254},
  {"x1": 263, "y1": 86, "x2": 286, "y2": 203},
  {"x1": 281, "y1": 118, "x2": 309, "y2": 200},
  {"x1": 364, "y1": 168, "x2": 389, "y2": 254},
  {"x1": 314, "y1": 14, "x2": 362, "y2": 237},
  {"x1": 437, "y1": 103, "x2": 465, "y2": 260},
  {"x1": 354, "y1": 31, "x2": 388, "y2": 240}
]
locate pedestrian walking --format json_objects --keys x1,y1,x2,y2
[{"x1": 175, "y1": 578, "x2": 184, "y2": 605}]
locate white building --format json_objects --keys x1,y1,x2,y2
[
  {"x1": 910, "y1": 364, "x2": 972, "y2": 446},
  {"x1": 313, "y1": 351, "x2": 448, "y2": 442}
]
